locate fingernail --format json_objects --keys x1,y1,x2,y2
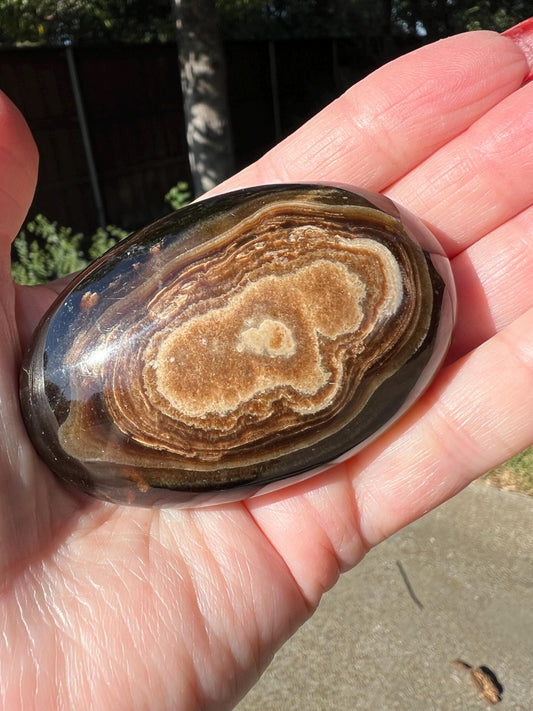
[{"x1": 503, "y1": 17, "x2": 533, "y2": 83}]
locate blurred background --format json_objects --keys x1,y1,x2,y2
[{"x1": 1, "y1": 0, "x2": 531, "y2": 236}]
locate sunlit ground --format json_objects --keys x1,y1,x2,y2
[{"x1": 481, "y1": 445, "x2": 533, "y2": 496}]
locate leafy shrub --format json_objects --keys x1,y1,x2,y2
[
  {"x1": 164, "y1": 181, "x2": 191, "y2": 211},
  {"x1": 11, "y1": 215, "x2": 129, "y2": 286},
  {"x1": 87, "y1": 224, "x2": 130, "y2": 261},
  {"x1": 11, "y1": 182, "x2": 191, "y2": 286}
]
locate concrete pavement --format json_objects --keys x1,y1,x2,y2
[{"x1": 236, "y1": 484, "x2": 533, "y2": 710}]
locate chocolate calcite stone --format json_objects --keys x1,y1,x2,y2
[{"x1": 20, "y1": 184, "x2": 456, "y2": 506}]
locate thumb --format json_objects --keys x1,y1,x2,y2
[{"x1": 0, "y1": 91, "x2": 39, "y2": 269}]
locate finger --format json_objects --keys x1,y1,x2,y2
[
  {"x1": 0, "y1": 91, "x2": 38, "y2": 270},
  {"x1": 448, "y1": 205, "x2": 533, "y2": 361},
  {"x1": 503, "y1": 17, "x2": 533, "y2": 83},
  {"x1": 353, "y1": 305, "x2": 533, "y2": 547},
  {"x1": 215, "y1": 31, "x2": 527, "y2": 195},
  {"x1": 386, "y1": 81, "x2": 533, "y2": 256}
]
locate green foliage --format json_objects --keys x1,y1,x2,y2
[
  {"x1": 11, "y1": 215, "x2": 87, "y2": 286},
  {"x1": 11, "y1": 215, "x2": 128, "y2": 286},
  {"x1": 88, "y1": 224, "x2": 129, "y2": 261},
  {"x1": 11, "y1": 181, "x2": 190, "y2": 286},
  {"x1": 164, "y1": 181, "x2": 192, "y2": 211},
  {"x1": 1, "y1": 0, "x2": 530, "y2": 46},
  {"x1": 393, "y1": 0, "x2": 531, "y2": 38},
  {"x1": 216, "y1": 0, "x2": 531, "y2": 39},
  {"x1": 0, "y1": 0, "x2": 174, "y2": 46},
  {"x1": 216, "y1": 0, "x2": 391, "y2": 39},
  {"x1": 458, "y1": 2, "x2": 531, "y2": 33}
]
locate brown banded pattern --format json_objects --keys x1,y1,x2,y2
[{"x1": 20, "y1": 185, "x2": 456, "y2": 506}]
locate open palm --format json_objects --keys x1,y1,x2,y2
[{"x1": 1, "y1": 28, "x2": 532, "y2": 710}]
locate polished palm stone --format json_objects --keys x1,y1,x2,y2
[{"x1": 20, "y1": 184, "x2": 456, "y2": 507}]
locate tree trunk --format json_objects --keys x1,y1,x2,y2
[{"x1": 173, "y1": 0, "x2": 234, "y2": 196}]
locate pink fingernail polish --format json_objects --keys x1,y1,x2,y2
[{"x1": 503, "y1": 17, "x2": 533, "y2": 83}]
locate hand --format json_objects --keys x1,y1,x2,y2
[{"x1": 1, "y1": 26, "x2": 532, "y2": 710}]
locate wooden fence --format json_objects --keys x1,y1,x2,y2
[{"x1": 0, "y1": 36, "x2": 421, "y2": 234}]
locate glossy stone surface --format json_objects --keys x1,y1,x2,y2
[{"x1": 20, "y1": 184, "x2": 456, "y2": 507}]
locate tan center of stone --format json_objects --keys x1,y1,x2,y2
[
  {"x1": 237, "y1": 319, "x2": 296, "y2": 357},
  {"x1": 153, "y1": 259, "x2": 374, "y2": 417}
]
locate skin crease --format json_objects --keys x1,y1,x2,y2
[{"x1": 1, "y1": 27, "x2": 532, "y2": 711}]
